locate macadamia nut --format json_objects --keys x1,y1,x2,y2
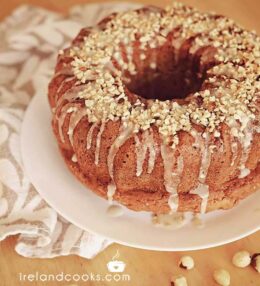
[
  {"x1": 213, "y1": 269, "x2": 230, "y2": 286},
  {"x1": 251, "y1": 253, "x2": 260, "y2": 273},
  {"x1": 232, "y1": 250, "x2": 251, "y2": 268},
  {"x1": 171, "y1": 275, "x2": 188, "y2": 286},
  {"x1": 179, "y1": 256, "x2": 195, "y2": 270}
]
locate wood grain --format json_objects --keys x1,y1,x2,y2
[
  {"x1": 0, "y1": 1, "x2": 260, "y2": 285},
  {"x1": 0, "y1": 233, "x2": 260, "y2": 286}
]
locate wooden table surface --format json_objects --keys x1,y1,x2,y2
[{"x1": 0, "y1": 1, "x2": 260, "y2": 286}]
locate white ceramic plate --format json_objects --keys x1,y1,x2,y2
[{"x1": 21, "y1": 93, "x2": 260, "y2": 251}]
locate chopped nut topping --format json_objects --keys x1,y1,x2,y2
[{"x1": 65, "y1": 2, "x2": 259, "y2": 144}]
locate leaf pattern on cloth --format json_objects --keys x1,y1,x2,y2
[
  {"x1": 0, "y1": 2, "x2": 140, "y2": 258},
  {"x1": 0, "y1": 124, "x2": 9, "y2": 145}
]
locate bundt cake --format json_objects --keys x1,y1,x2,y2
[{"x1": 48, "y1": 3, "x2": 260, "y2": 214}]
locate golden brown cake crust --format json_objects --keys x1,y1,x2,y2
[{"x1": 48, "y1": 3, "x2": 260, "y2": 214}]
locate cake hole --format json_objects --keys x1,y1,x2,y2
[
  {"x1": 124, "y1": 46, "x2": 216, "y2": 101},
  {"x1": 126, "y1": 62, "x2": 204, "y2": 101}
]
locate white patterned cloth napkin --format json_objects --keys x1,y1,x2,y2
[{"x1": 0, "y1": 2, "x2": 140, "y2": 258}]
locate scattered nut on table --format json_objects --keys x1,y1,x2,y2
[
  {"x1": 179, "y1": 256, "x2": 195, "y2": 270},
  {"x1": 232, "y1": 250, "x2": 251, "y2": 268},
  {"x1": 251, "y1": 253, "x2": 260, "y2": 273},
  {"x1": 171, "y1": 275, "x2": 188, "y2": 286},
  {"x1": 213, "y1": 269, "x2": 230, "y2": 286}
]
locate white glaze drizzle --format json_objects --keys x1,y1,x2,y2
[
  {"x1": 238, "y1": 168, "x2": 250, "y2": 178},
  {"x1": 53, "y1": 68, "x2": 74, "y2": 78},
  {"x1": 86, "y1": 122, "x2": 98, "y2": 149},
  {"x1": 228, "y1": 117, "x2": 260, "y2": 181},
  {"x1": 94, "y1": 120, "x2": 106, "y2": 165},
  {"x1": 134, "y1": 130, "x2": 156, "y2": 176},
  {"x1": 190, "y1": 131, "x2": 211, "y2": 214},
  {"x1": 68, "y1": 108, "x2": 88, "y2": 146},
  {"x1": 230, "y1": 141, "x2": 238, "y2": 166},
  {"x1": 192, "y1": 213, "x2": 205, "y2": 229},
  {"x1": 53, "y1": 68, "x2": 75, "y2": 103},
  {"x1": 228, "y1": 117, "x2": 253, "y2": 178},
  {"x1": 190, "y1": 183, "x2": 209, "y2": 214},
  {"x1": 56, "y1": 76, "x2": 75, "y2": 98},
  {"x1": 152, "y1": 212, "x2": 188, "y2": 229},
  {"x1": 255, "y1": 125, "x2": 260, "y2": 133},
  {"x1": 161, "y1": 144, "x2": 184, "y2": 212},
  {"x1": 146, "y1": 131, "x2": 156, "y2": 174},
  {"x1": 106, "y1": 205, "x2": 124, "y2": 218},
  {"x1": 199, "y1": 134, "x2": 212, "y2": 181},
  {"x1": 238, "y1": 123, "x2": 253, "y2": 177},
  {"x1": 107, "y1": 123, "x2": 134, "y2": 202},
  {"x1": 134, "y1": 135, "x2": 145, "y2": 176},
  {"x1": 55, "y1": 85, "x2": 86, "y2": 110},
  {"x1": 58, "y1": 104, "x2": 78, "y2": 143}
]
